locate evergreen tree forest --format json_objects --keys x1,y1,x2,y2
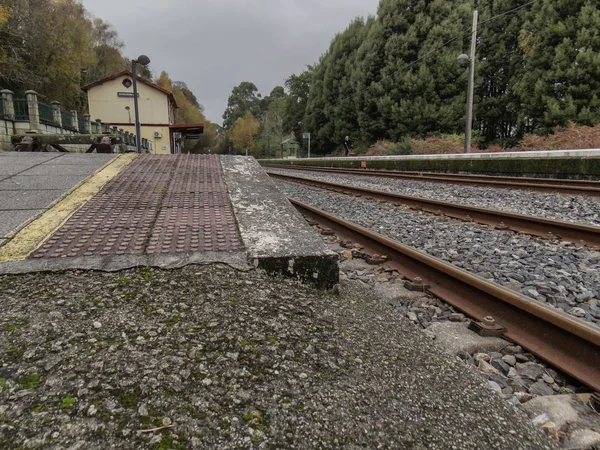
[{"x1": 224, "y1": 0, "x2": 600, "y2": 155}]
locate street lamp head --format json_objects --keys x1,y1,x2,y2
[
  {"x1": 135, "y1": 55, "x2": 151, "y2": 66},
  {"x1": 457, "y1": 53, "x2": 470, "y2": 66}
]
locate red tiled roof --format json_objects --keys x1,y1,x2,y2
[{"x1": 81, "y1": 70, "x2": 178, "y2": 108}]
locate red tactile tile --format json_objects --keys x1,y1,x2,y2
[{"x1": 31, "y1": 155, "x2": 242, "y2": 259}]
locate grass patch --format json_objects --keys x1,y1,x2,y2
[
  {"x1": 18, "y1": 373, "x2": 42, "y2": 390},
  {"x1": 155, "y1": 433, "x2": 187, "y2": 450},
  {"x1": 143, "y1": 267, "x2": 153, "y2": 282},
  {"x1": 242, "y1": 412, "x2": 263, "y2": 424},
  {"x1": 60, "y1": 396, "x2": 76, "y2": 409},
  {"x1": 3, "y1": 324, "x2": 23, "y2": 332}
]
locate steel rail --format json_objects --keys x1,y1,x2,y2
[
  {"x1": 264, "y1": 164, "x2": 600, "y2": 196},
  {"x1": 290, "y1": 198, "x2": 600, "y2": 391},
  {"x1": 269, "y1": 171, "x2": 600, "y2": 249}
]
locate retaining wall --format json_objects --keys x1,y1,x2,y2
[{"x1": 261, "y1": 151, "x2": 600, "y2": 179}]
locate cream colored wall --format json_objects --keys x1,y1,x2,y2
[
  {"x1": 119, "y1": 125, "x2": 171, "y2": 154},
  {"x1": 87, "y1": 75, "x2": 173, "y2": 154},
  {"x1": 87, "y1": 76, "x2": 170, "y2": 126}
]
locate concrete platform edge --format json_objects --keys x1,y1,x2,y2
[
  {"x1": 221, "y1": 156, "x2": 339, "y2": 289},
  {"x1": 0, "y1": 251, "x2": 250, "y2": 275}
]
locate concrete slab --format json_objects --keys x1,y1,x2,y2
[
  {"x1": 428, "y1": 321, "x2": 508, "y2": 355},
  {"x1": 0, "y1": 210, "x2": 43, "y2": 238},
  {"x1": 0, "y1": 163, "x2": 45, "y2": 176},
  {"x1": 19, "y1": 165, "x2": 100, "y2": 176},
  {"x1": 0, "y1": 153, "x2": 59, "y2": 161},
  {"x1": 0, "y1": 190, "x2": 68, "y2": 210},
  {"x1": 50, "y1": 154, "x2": 116, "y2": 165},
  {"x1": 522, "y1": 395, "x2": 600, "y2": 450},
  {"x1": 221, "y1": 156, "x2": 339, "y2": 289},
  {"x1": 0, "y1": 154, "x2": 62, "y2": 175},
  {"x1": 0, "y1": 175, "x2": 90, "y2": 190}
]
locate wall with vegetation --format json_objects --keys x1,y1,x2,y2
[{"x1": 261, "y1": 157, "x2": 600, "y2": 179}]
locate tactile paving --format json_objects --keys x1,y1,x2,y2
[{"x1": 32, "y1": 155, "x2": 243, "y2": 258}]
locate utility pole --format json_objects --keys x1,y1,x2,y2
[
  {"x1": 131, "y1": 55, "x2": 150, "y2": 154},
  {"x1": 464, "y1": 10, "x2": 478, "y2": 154}
]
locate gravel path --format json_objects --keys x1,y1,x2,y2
[
  {"x1": 268, "y1": 168, "x2": 600, "y2": 226},
  {"x1": 0, "y1": 265, "x2": 556, "y2": 449},
  {"x1": 278, "y1": 181, "x2": 600, "y2": 327}
]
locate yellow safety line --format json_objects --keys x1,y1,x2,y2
[{"x1": 0, "y1": 154, "x2": 137, "y2": 262}]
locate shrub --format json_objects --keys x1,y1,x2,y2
[{"x1": 366, "y1": 139, "x2": 412, "y2": 156}]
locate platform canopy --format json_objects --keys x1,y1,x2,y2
[{"x1": 169, "y1": 123, "x2": 204, "y2": 138}]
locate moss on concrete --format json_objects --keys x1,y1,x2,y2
[{"x1": 261, "y1": 157, "x2": 600, "y2": 179}]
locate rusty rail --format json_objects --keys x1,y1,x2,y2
[
  {"x1": 269, "y1": 171, "x2": 600, "y2": 249},
  {"x1": 264, "y1": 164, "x2": 600, "y2": 196},
  {"x1": 290, "y1": 198, "x2": 600, "y2": 391}
]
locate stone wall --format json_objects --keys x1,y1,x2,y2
[{"x1": 1, "y1": 89, "x2": 149, "y2": 153}]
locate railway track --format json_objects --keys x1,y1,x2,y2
[
  {"x1": 269, "y1": 171, "x2": 600, "y2": 249},
  {"x1": 289, "y1": 198, "x2": 600, "y2": 391},
  {"x1": 264, "y1": 164, "x2": 600, "y2": 197}
]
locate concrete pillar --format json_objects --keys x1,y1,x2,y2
[
  {"x1": 83, "y1": 114, "x2": 91, "y2": 134},
  {"x1": 1, "y1": 89, "x2": 15, "y2": 119},
  {"x1": 112, "y1": 126, "x2": 118, "y2": 134},
  {"x1": 94, "y1": 119, "x2": 102, "y2": 134},
  {"x1": 101, "y1": 122, "x2": 110, "y2": 134},
  {"x1": 51, "y1": 101, "x2": 62, "y2": 127},
  {"x1": 25, "y1": 90, "x2": 39, "y2": 131},
  {"x1": 71, "y1": 110, "x2": 79, "y2": 133}
]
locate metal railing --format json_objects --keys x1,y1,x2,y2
[
  {"x1": 61, "y1": 110, "x2": 76, "y2": 131},
  {"x1": 78, "y1": 115, "x2": 86, "y2": 132},
  {"x1": 14, "y1": 99, "x2": 29, "y2": 121},
  {"x1": 38, "y1": 101, "x2": 55, "y2": 126}
]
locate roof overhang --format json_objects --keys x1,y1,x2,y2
[{"x1": 169, "y1": 124, "x2": 204, "y2": 136}]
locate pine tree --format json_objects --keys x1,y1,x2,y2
[{"x1": 516, "y1": 0, "x2": 600, "y2": 133}]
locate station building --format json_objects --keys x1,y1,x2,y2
[{"x1": 82, "y1": 71, "x2": 203, "y2": 154}]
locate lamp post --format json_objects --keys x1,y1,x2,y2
[
  {"x1": 458, "y1": 10, "x2": 478, "y2": 154},
  {"x1": 132, "y1": 54, "x2": 151, "y2": 154}
]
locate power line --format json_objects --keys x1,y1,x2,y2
[{"x1": 478, "y1": 0, "x2": 541, "y2": 26}]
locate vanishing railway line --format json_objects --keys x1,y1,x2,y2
[
  {"x1": 264, "y1": 164, "x2": 600, "y2": 197},
  {"x1": 289, "y1": 198, "x2": 600, "y2": 392},
  {"x1": 268, "y1": 171, "x2": 600, "y2": 249}
]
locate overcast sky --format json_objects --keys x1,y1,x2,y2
[{"x1": 81, "y1": 0, "x2": 380, "y2": 124}]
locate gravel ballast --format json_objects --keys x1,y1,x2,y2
[
  {"x1": 0, "y1": 265, "x2": 556, "y2": 449},
  {"x1": 278, "y1": 181, "x2": 600, "y2": 327},
  {"x1": 268, "y1": 168, "x2": 600, "y2": 226}
]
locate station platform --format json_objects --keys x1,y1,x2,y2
[{"x1": 0, "y1": 153, "x2": 338, "y2": 288}]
